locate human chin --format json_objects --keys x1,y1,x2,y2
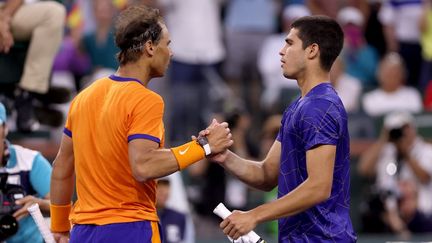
[{"x1": 282, "y1": 71, "x2": 294, "y2": 79}]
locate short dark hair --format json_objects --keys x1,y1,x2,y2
[
  {"x1": 291, "y1": 15, "x2": 344, "y2": 71},
  {"x1": 114, "y1": 5, "x2": 164, "y2": 65}
]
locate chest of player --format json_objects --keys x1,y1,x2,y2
[{"x1": 280, "y1": 100, "x2": 305, "y2": 145}]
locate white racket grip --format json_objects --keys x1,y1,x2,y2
[
  {"x1": 213, "y1": 202, "x2": 231, "y2": 219},
  {"x1": 27, "y1": 203, "x2": 56, "y2": 243},
  {"x1": 213, "y1": 203, "x2": 264, "y2": 243}
]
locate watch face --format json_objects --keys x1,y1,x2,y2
[{"x1": 198, "y1": 136, "x2": 208, "y2": 145}]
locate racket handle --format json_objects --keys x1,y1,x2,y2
[
  {"x1": 213, "y1": 203, "x2": 266, "y2": 243},
  {"x1": 27, "y1": 203, "x2": 56, "y2": 243}
]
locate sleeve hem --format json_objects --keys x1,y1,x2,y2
[
  {"x1": 128, "y1": 134, "x2": 161, "y2": 144},
  {"x1": 305, "y1": 141, "x2": 337, "y2": 151},
  {"x1": 63, "y1": 128, "x2": 72, "y2": 138}
]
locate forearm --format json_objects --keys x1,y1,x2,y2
[
  {"x1": 50, "y1": 171, "x2": 74, "y2": 205},
  {"x1": 252, "y1": 179, "x2": 330, "y2": 223},
  {"x1": 221, "y1": 151, "x2": 275, "y2": 191},
  {"x1": 0, "y1": 0, "x2": 23, "y2": 18},
  {"x1": 50, "y1": 153, "x2": 75, "y2": 205}
]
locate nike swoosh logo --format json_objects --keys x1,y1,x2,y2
[{"x1": 179, "y1": 146, "x2": 190, "y2": 155}]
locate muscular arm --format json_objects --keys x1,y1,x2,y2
[
  {"x1": 50, "y1": 135, "x2": 75, "y2": 205},
  {"x1": 218, "y1": 141, "x2": 281, "y2": 191},
  {"x1": 129, "y1": 122, "x2": 232, "y2": 182},
  {"x1": 251, "y1": 144, "x2": 335, "y2": 222}
]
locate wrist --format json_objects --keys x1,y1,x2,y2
[
  {"x1": 171, "y1": 141, "x2": 205, "y2": 170},
  {"x1": 251, "y1": 205, "x2": 269, "y2": 225},
  {"x1": 197, "y1": 136, "x2": 211, "y2": 156},
  {"x1": 50, "y1": 203, "x2": 72, "y2": 233}
]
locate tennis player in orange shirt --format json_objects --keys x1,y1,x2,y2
[{"x1": 50, "y1": 5, "x2": 233, "y2": 243}]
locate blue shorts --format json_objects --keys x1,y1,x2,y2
[{"x1": 70, "y1": 221, "x2": 163, "y2": 243}]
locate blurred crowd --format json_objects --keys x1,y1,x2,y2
[{"x1": 1, "y1": 0, "x2": 432, "y2": 241}]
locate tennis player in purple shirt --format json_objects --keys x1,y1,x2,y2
[{"x1": 210, "y1": 15, "x2": 357, "y2": 242}]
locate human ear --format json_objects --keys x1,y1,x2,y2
[
  {"x1": 307, "y1": 43, "x2": 319, "y2": 59},
  {"x1": 144, "y1": 40, "x2": 155, "y2": 56}
]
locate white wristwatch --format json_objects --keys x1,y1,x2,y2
[{"x1": 197, "y1": 136, "x2": 211, "y2": 156}]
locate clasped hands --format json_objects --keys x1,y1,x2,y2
[{"x1": 193, "y1": 118, "x2": 233, "y2": 159}]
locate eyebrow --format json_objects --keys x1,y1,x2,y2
[{"x1": 285, "y1": 38, "x2": 293, "y2": 44}]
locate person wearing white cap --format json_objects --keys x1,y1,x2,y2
[
  {"x1": 358, "y1": 111, "x2": 432, "y2": 234},
  {"x1": 0, "y1": 102, "x2": 52, "y2": 243}
]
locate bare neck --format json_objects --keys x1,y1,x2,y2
[
  {"x1": 115, "y1": 62, "x2": 152, "y2": 87},
  {"x1": 297, "y1": 67, "x2": 331, "y2": 97}
]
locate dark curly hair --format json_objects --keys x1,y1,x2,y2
[{"x1": 114, "y1": 5, "x2": 164, "y2": 65}]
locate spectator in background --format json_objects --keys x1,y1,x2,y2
[
  {"x1": 358, "y1": 112, "x2": 432, "y2": 237},
  {"x1": 223, "y1": 0, "x2": 280, "y2": 114},
  {"x1": 157, "y1": 0, "x2": 226, "y2": 144},
  {"x1": 307, "y1": 0, "x2": 369, "y2": 19},
  {"x1": 362, "y1": 52, "x2": 422, "y2": 117},
  {"x1": 81, "y1": 0, "x2": 119, "y2": 81},
  {"x1": 337, "y1": 6, "x2": 379, "y2": 87},
  {"x1": 397, "y1": 180, "x2": 432, "y2": 234},
  {"x1": 378, "y1": 0, "x2": 423, "y2": 87},
  {"x1": 0, "y1": 0, "x2": 65, "y2": 132},
  {"x1": 330, "y1": 57, "x2": 362, "y2": 113},
  {"x1": 258, "y1": 4, "x2": 310, "y2": 112},
  {"x1": 0, "y1": 102, "x2": 52, "y2": 243},
  {"x1": 364, "y1": 0, "x2": 387, "y2": 58},
  {"x1": 419, "y1": 0, "x2": 432, "y2": 89},
  {"x1": 157, "y1": 178, "x2": 195, "y2": 243},
  {"x1": 52, "y1": 0, "x2": 91, "y2": 92}
]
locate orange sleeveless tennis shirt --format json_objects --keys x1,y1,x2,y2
[{"x1": 64, "y1": 75, "x2": 165, "y2": 225}]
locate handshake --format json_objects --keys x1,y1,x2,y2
[{"x1": 193, "y1": 119, "x2": 234, "y2": 160}]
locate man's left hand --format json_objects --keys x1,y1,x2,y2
[
  {"x1": 220, "y1": 210, "x2": 258, "y2": 240},
  {"x1": 13, "y1": 195, "x2": 41, "y2": 221}
]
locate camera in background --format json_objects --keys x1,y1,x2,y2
[{"x1": 0, "y1": 172, "x2": 26, "y2": 241}]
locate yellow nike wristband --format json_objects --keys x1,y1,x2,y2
[{"x1": 171, "y1": 141, "x2": 205, "y2": 170}]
